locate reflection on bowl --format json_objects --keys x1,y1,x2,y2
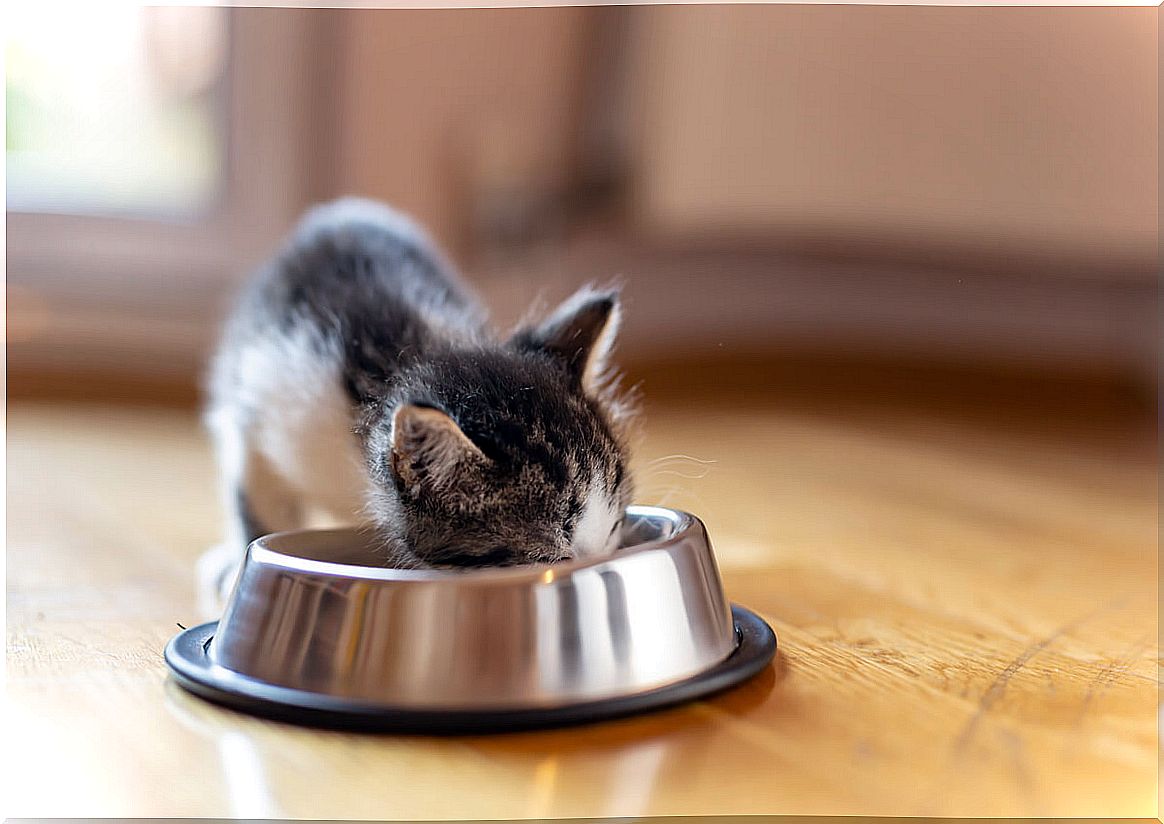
[{"x1": 166, "y1": 506, "x2": 776, "y2": 731}]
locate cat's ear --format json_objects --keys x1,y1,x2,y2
[
  {"x1": 510, "y1": 287, "x2": 621, "y2": 394},
  {"x1": 390, "y1": 404, "x2": 486, "y2": 490}
]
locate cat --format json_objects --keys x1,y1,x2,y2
[{"x1": 197, "y1": 198, "x2": 634, "y2": 613}]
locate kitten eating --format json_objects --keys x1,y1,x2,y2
[{"x1": 198, "y1": 198, "x2": 634, "y2": 610}]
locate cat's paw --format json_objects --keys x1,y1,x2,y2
[{"x1": 196, "y1": 542, "x2": 241, "y2": 620}]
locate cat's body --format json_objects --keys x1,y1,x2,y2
[{"x1": 199, "y1": 198, "x2": 633, "y2": 612}]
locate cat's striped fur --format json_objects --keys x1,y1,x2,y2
[{"x1": 199, "y1": 198, "x2": 633, "y2": 612}]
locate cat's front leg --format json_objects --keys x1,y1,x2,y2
[
  {"x1": 198, "y1": 438, "x2": 305, "y2": 619},
  {"x1": 196, "y1": 541, "x2": 240, "y2": 619}
]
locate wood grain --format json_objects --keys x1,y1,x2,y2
[{"x1": 5, "y1": 394, "x2": 1156, "y2": 818}]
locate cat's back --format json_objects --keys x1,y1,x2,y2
[
  {"x1": 243, "y1": 198, "x2": 480, "y2": 333},
  {"x1": 214, "y1": 199, "x2": 486, "y2": 398},
  {"x1": 207, "y1": 199, "x2": 483, "y2": 519}
]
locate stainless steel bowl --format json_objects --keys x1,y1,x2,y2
[{"x1": 166, "y1": 506, "x2": 776, "y2": 731}]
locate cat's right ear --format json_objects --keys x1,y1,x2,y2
[
  {"x1": 509, "y1": 287, "x2": 621, "y2": 395},
  {"x1": 390, "y1": 405, "x2": 487, "y2": 490}
]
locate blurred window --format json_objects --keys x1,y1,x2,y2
[{"x1": 6, "y1": 5, "x2": 228, "y2": 218}]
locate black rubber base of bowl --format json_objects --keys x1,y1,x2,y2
[{"x1": 165, "y1": 604, "x2": 777, "y2": 734}]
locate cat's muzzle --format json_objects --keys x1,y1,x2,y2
[{"x1": 165, "y1": 505, "x2": 776, "y2": 732}]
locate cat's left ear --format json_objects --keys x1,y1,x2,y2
[
  {"x1": 510, "y1": 287, "x2": 621, "y2": 395},
  {"x1": 389, "y1": 404, "x2": 487, "y2": 492}
]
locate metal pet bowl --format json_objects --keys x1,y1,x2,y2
[{"x1": 166, "y1": 505, "x2": 776, "y2": 732}]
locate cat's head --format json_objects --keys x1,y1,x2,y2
[{"x1": 364, "y1": 288, "x2": 635, "y2": 568}]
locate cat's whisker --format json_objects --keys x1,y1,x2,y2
[
  {"x1": 638, "y1": 464, "x2": 715, "y2": 484},
  {"x1": 637, "y1": 456, "x2": 707, "y2": 470},
  {"x1": 641, "y1": 453, "x2": 718, "y2": 470}
]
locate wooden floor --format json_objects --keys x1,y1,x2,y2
[{"x1": 6, "y1": 384, "x2": 1158, "y2": 818}]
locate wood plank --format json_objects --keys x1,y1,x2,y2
[{"x1": 5, "y1": 397, "x2": 1155, "y2": 817}]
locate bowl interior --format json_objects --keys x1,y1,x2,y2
[{"x1": 256, "y1": 505, "x2": 690, "y2": 570}]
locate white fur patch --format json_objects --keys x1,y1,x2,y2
[
  {"x1": 234, "y1": 327, "x2": 369, "y2": 523},
  {"x1": 572, "y1": 474, "x2": 621, "y2": 558}
]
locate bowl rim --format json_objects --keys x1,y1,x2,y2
[
  {"x1": 246, "y1": 504, "x2": 700, "y2": 584},
  {"x1": 167, "y1": 604, "x2": 776, "y2": 729}
]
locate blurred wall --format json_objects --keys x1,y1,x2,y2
[
  {"x1": 316, "y1": 5, "x2": 1155, "y2": 380},
  {"x1": 626, "y1": 6, "x2": 1156, "y2": 275},
  {"x1": 325, "y1": 6, "x2": 1157, "y2": 277},
  {"x1": 6, "y1": 5, "x2": 1157, "y2": 402},
  {"x1": 332, "y1": 7, "x2": 598, "y2": 256}
]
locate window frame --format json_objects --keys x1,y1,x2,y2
[{"x1": 7, "y1": 9, "x2": 333, "y2": 375}]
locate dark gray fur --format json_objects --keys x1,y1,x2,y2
[{"x1": 207, "y1": 198, "x2": 634, "y2": 571}]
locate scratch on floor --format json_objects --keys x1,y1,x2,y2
[
  {"x1": 952, "y1": 631, "x2": 1062, "y2": 753},
  {"x1": 952, "y1": 601, "x2": 1115, "y2": 754},
  {"x1": 1072, "y1": 630, "x2": 1154, "y2": 730},
  {"x1": 999, "y1": 727, "x2": 1036, "y2": 799}
]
